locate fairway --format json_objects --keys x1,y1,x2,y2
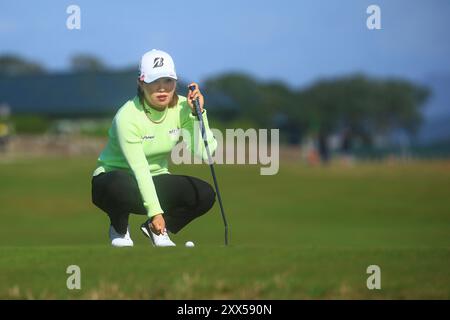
[{"x1": 0, "y1": 156, "x2": 449, "y2": 299}]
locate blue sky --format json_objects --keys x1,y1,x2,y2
[{"x1": 1, "y1": 0, "x2": 449, "y2": 87}]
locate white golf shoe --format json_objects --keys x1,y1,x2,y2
[
  {"x1": 109, "y1": 225, "x2": 134, "y2": 247},
  {"x1": 140, "y1": 222, "x2": 176, "y2": 247}
]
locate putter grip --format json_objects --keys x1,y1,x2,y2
[{"x1": 189, "y1": 85, "x2": 202, "y2": 116}]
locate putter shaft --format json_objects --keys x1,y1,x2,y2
[{"x1": 189, "y1": 85, "x2": 229, "y2": 245}]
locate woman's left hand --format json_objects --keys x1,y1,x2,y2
[{"x1": 187, "y1": 82, "x2": 204, "y2": 115}]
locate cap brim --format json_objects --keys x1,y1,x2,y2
[{"x1": 143, "y1": 74, "x2": 178, "y2": 84}]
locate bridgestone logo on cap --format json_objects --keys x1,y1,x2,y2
[{"x1": 153, "y1": 57, "x2": 164, "y2": 68}]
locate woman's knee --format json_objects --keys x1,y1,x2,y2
[{"x1": 197, "y1": 182, "x2": 216, "y2": 213}]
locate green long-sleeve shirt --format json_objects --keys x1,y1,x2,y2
[{"x1": 92, "y1": 95, "x2": 217, "y2": 218}]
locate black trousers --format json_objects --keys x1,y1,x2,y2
[{"x1": 91, "y1": 170, "x2": 216, "y2": 235}]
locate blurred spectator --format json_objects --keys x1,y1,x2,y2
[
  {"x1": 0, "y1": 104, "x2": 12, "y2": 153},
  {"x1": 340, "y1": 128, "x2": 354, "y2": 166},
  {"x1": 318, "y1": 130, "x2": 330, "y2": 164}
]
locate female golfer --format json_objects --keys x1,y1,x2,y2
[{"x1": 91, "y1": 49, "x2": 217, "y2": 247}]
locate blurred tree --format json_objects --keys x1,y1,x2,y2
[
  {"x1": 71, "y1": 54, "x2": 106, "y2": 73},
  {"x1": 296, "y1": 74, "x2": 430, "y2": 152},
  {"x1": 0, "y1": 54, "x2": 46, "y2": 76},
  {"x1": 258, "y1": 80, "x2": 297, "y2": 126},
  {"x1": 203, "y1": 73, "x2": 429, "y2": 151},
  {"x1": 203, "y1": 73, "x2": 301, "y2": 133},
  {"x1": 203, "y1": 72, "x2": 261, "y2": 123}
]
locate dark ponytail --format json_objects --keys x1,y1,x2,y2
[{"x1": 137, "y1": 85, "x2": 145, "y2": 106}]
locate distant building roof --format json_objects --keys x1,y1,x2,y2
[{"x1": 0, "y1": 71, "x2": 138, "y2": 116}]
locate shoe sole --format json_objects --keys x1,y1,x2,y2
[{"x1": 111, "y1": 241, "x2": 134, "y2": 247}]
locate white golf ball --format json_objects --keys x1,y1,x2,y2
[{"x1": 185, "y1": 241, "x2": 195, "y2": 248}]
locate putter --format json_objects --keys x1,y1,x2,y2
[{"x1": 189, "y1": 85, "x2": 229, "y2": 246}]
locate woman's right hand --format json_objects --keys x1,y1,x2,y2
[{"x1": 150, "y1": 214, "x2": 166, "y2": 235}]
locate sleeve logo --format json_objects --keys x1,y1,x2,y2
[{"x1": 142, "y1": 135, "x2": 155, "y2": 141}]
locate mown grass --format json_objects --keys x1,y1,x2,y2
[{"x1": 0, "y1": 155, "x2": 449, "y2": 299}]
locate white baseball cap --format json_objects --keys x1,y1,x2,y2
[{"x1": 139, "y1": 49, "x2": 178, "y2": 83}]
